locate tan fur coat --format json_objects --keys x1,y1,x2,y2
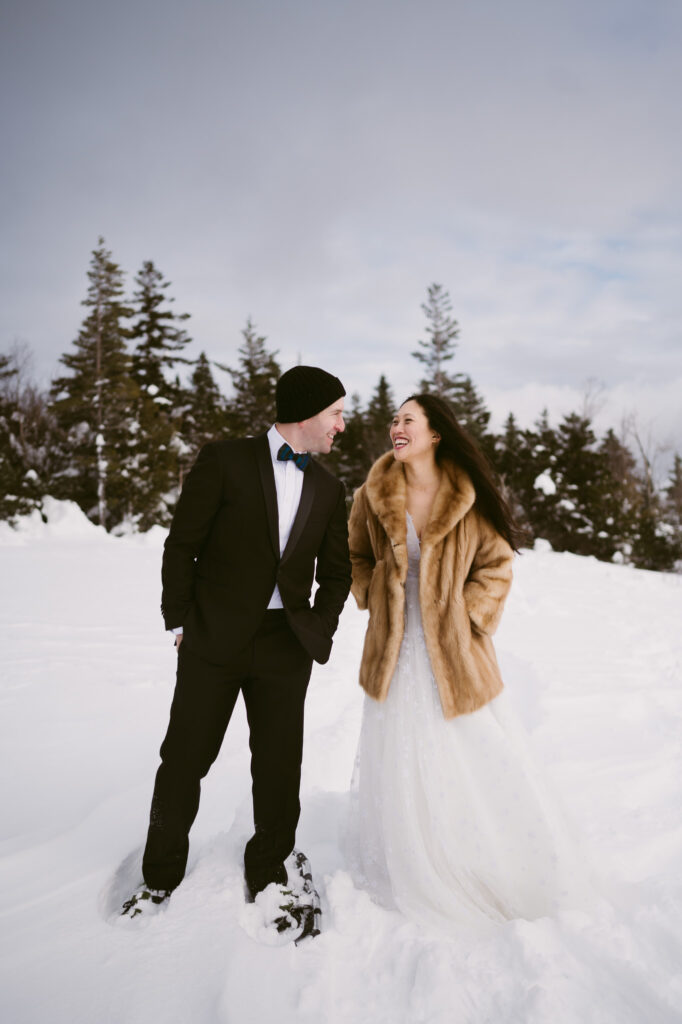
[{"x1": 348, "y1": 452, "x2": 514, "y2": 718}]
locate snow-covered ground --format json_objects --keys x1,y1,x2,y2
[{"x1": 1, "y1": 500, "x2": 681, "y2": 1024}]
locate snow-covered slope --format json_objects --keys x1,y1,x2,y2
[{"x1": 1, "y1": 503, "x2": 681, "y2": 1024}]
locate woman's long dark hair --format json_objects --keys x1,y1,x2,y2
[{"x1": 402, "y1": 393, "x2": 524, "y2": 551}]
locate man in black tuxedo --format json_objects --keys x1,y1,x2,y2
[{"x1": 123, "y1": 365, "x2": 351, "y2": 915}]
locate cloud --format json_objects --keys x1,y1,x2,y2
[{"x1": 1, "y1": 0, "x2": 681, "y2": 455}]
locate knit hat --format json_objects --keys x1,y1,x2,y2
[{"x1": 276, "y1": 365, "x2": 346, "y2": 423}]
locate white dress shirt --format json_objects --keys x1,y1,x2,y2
[
  {"x1": 172, "y1": 424, "x2": 305, "y2": 632},
  {"x1": 266, "y1": 423, "x2": 305, "y2": 609}
]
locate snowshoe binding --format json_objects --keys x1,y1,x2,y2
[
  {"x1": 248, "y1": 849, "x2": 321, "y2": 945},
  {"x1": 120, "y1": 886, "x2": 171, "y2": 918}
]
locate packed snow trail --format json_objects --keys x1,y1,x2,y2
[{"x1": 1, "y1": 501, "x2": 681, "y2": 1023}]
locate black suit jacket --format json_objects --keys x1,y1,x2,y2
[{"x1": 161, "y1": 433, "x2": 352, "y2": 665}]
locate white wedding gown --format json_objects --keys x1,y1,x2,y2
[{"x1": 346, "y1": 513, "x2": 594, "y2": 936}]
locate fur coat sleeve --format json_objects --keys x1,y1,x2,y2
[
  {"x1": 463, "y1": 512, "x2": 513, "y2": 636},
  {"x1": 348, "y1": 484, "x2": 375, "y2": 611}
]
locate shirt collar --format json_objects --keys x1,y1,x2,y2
[{"x1": 267, "y1": 423, "x2": 308, "y2": 463}]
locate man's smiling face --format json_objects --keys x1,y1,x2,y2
[{"x1": 299, "y1": 398, "x2": 346, "y2": 453}]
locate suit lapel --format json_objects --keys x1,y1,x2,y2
[
  {"x1": 281, "y1": 461, "x2": 316, "y2": 561},
  {"x1": 255, "y1": 434, "x2": 280, "y2": 557}
]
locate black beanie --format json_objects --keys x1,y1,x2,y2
[{"x1": 276, "y1": 365, "x2": 346, "y2": 423}]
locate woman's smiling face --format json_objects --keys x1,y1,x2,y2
[{"x1": 389, "y1": 399, "x2": 439, "y2": 463}]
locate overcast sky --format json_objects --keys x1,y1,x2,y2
[{"x1": 2, "y1": 0, "x2": 681, "y2": 463}]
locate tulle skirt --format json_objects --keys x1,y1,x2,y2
[{"x1": 345, "y1": 577, "x2": 595, "y2": 936}]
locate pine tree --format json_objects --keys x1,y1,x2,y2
[
  {"x1": 630, "y1": 496, "x2": 680, "y2": 572},
  {"x1": 0, "y1": 346, "x2": 66, "y2": 523},
  {"x1": 518, "y1": 409, "x2": 560, "y2": 545},
  {"x1": 219, "y1": 319, "x2": 280, "y2": 436},
  {"x1": 548, "y1": 413, "x2": 615, "y2": 558},
  {"x1": 495, "y1": 413, "x2": 523, "y2": 485},
  {"x1": 130, "y1": 260, "x2": 192, "y2": 398},
  {"x1": 663, "y1": 454, "x2": 682, "y2": 570},
  {"x1": 123, "y1": 392, "x2": 178, "y2": 531},
  {"x1": 494, "y1": 413, "x2": 532, "y2": 538},
  {"x1": 177, "y1": 352, "x2": 226, "y2": 484},
  {"x1": 0, "y1": 353, "x2": 32, "y2": 521},
  {"x1": 597, "y1": 428, "x2": 640, "y2": 562},
  {"x1": 127, "y1": 261, "x2": 193, "y2": 531},
  {"x1": 412, "y1": 282, "x2": 491, "y2": 443},
  {"x1": 517, "y1": 411, "x2": 628, "y2": 559},
  {"x1": 413, "y1": 283, "x2": 460, "y2": 395},
  {"x1": 665, "y1": 454, "x2": 682, "y2": 529},
  {"x1": 450, "y1": 374, "x2": 492, "y2": 448},
  {"x1": 626, "y1": 424, "x2": 680, "y2": 571},
  {"x1": 364, "y1": 374, "x2": 395, "y2": 464},
  {"x1": 50, "y1": 238, "x2": 136, "y2": 529},
  {"x1": 491, "y1": 407, "x2": 680, "y2": 569}
]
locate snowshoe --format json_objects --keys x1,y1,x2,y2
[
  {"x1": 245, "y1": 849, "x2": 321, "y2": 945},
  {"x1": 287, "y1": 849, "x2": 321, "y2": 944},
  {"x1": 120, "y1": 886, "x2": 171, "y2": 918}
]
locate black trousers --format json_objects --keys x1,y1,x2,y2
[{"x1": 142, "y1": 609, "x2": 313, "y2": 895}]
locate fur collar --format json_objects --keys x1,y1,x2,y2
[{"x1": 364, "y1": 451, "x2": 476, "y2": 551}]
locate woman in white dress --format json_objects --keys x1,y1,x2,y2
[{"x1": 346, "y1": 394, "x2": 593, "y2": 935}]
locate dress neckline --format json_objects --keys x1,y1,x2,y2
[{"x1": 406, "y1": 510, "x2": 421, "y2": 546}]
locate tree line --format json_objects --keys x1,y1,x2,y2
[{"x1": 1, "y1": 241, "x2": 681, "y2": 572}]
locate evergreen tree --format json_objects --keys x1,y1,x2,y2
[
  {"x1": 130, "y1": 260, "x2": 192, "y2": 398},
  {"x1": 450, "y1": 374, "x2": 492, "y2": 448},
  {"x1": 622, "y1": 423, "x2": 680, "y2": 571},
  {"x1": 0, "y1": 353, "x2": 34, "y2": 521},
  {"x1": 0, "y1": 347, "x2": 65, "y2": 523},
  {"x1": 123, "y1": 392, "x2": 178, "y2": 531},
  {"x1": 664, "y1": 454, "x2": 682, "y2": 530},
  {"x1": 597, "y1": 428, "x2": 640, "y2": 562},
  {"x1": 495, "y1": 413, "x2": 524, "y2": 486},
  {"x1": 126, "y1": 261, "x2": 193, "y2": 531},
  {"x1": 518, "y1": 411, "x2": 633, "y2": 559},
  {"x1": 630, "y1": 496, "x2": 680, "y2": 572},
  {"x1": 491, "y1": 406, "x2": 681, "y2": 570},
  {"x1": 511, "y1": 409, "x2": 561, "y2": 545},
  {"x1": 547, "y1": 413, "x2": 615, "y2": 558},
  {"x1": 412, "y1": 282, "x2": 491, "y2": 443},
  {"x1": 494, "y1": 413, "x2": 533, "y2": 538},
  {"x1": 50, "y1": 238, "x2": 136, "y2": 529},
  {"x1": 663, "y1": 454, "x2": 682, "y2": 570},
  {"x1": 413, "y1": 283, "x2": 460, "y2": 395},
  {"x1": 364, "y1": 374, "x2": 395, "y2": 464},
  {"x1": 219, "y1": 319, "x2": 280, "y2": 436},
  {"x1": 177, "y1": 352, "x2": 226, "y2": 484}
]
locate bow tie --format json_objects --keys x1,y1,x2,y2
[{"x1": 277, "y1": 442, "x2": 310, "y2": 471}]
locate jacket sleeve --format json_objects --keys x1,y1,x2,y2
[
  {"x1": 462, "y1": 514, "x2": 514, "y2": 636},
  {"x1": 348, "y1": 485, "x2": 375, "y2": 611},
  {"x1": 312, "y1": 482, "x2": 352, "y2": 636},
  {"x1": 161, "y1": 442, "x2": 224, "y2": 629}
]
